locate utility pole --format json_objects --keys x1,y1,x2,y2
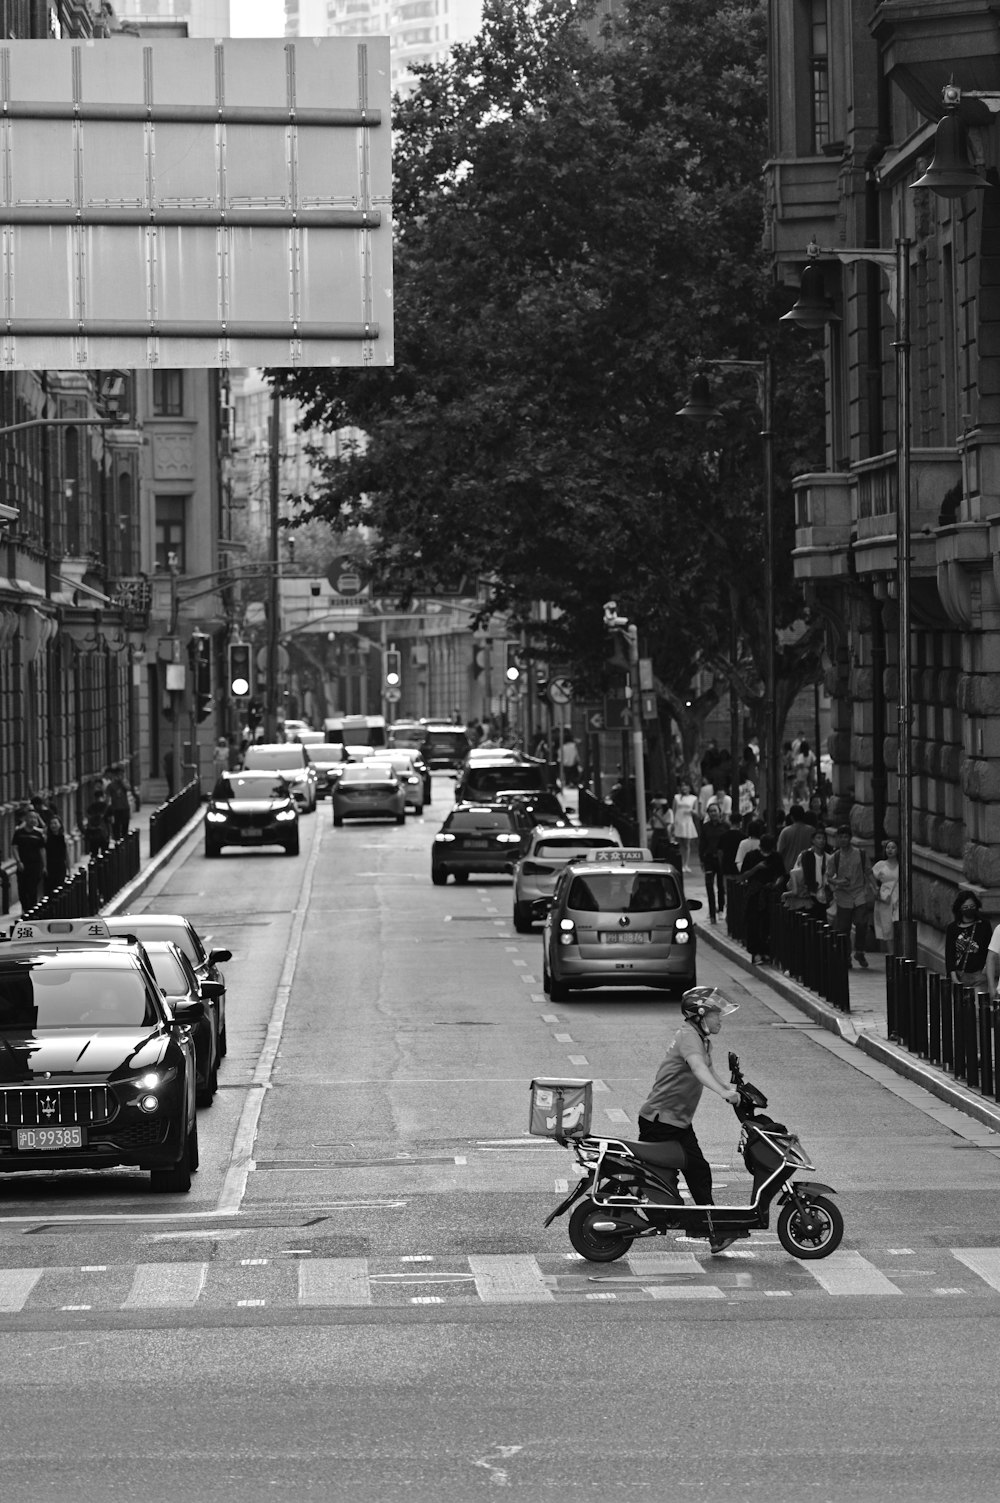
[{"x1": 266, "y1": 388, "x2": 281, "y2": 741}]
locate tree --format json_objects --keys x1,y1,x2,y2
[{"x1": 273, "y1": 0, "x2": 823, "y2": 742}]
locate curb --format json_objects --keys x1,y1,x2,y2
[
  {"x1": 101, "y1": 808, "x2": 206, "y2": 916},
  {"x1": 696, "y1": 918, "x2": 1000, "y2": 1135}
]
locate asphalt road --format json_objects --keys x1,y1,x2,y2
[{"x1": 2, "y1": 774, "x2": 1000, "y2": 1501}]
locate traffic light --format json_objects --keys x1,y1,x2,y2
[
  {"x1": 384, "y1": 648, "x2": 401, "y2": 688},
  {"x1": 504, "y1": 643, "x2": 521, "y2": 684},
  {"x1": 536, "y1": 673, "x2": 551, "y2": 707},
  {"x1": 190, "y1": 632, "x2": 212, "y2": 722},
  {"x1": 228, "y1": 642, "x2": 251, "y2": 698},
  {"x1": 472, "y1": 643, "x2": 486, "y2": 679}
]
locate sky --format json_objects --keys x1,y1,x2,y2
[{"x1": 229, "y1": 0, "x2": 285, "y2": 37}]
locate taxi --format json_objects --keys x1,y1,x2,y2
[
  {"x1": 0, "y1": 917, "x2": 201, "y2": 1191},
  {"x1": 535, "y1": 848, "x2": 703, "y2": 1001}
]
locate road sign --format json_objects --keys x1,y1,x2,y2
[
  {"x1": 603, "y1": 695, "x2": 632, "y2": 730},
  {"x1": 587, "y1": 710, "x2": 605, "y2": 731},
  {"x1": 383, "y1": 687, "x2": 401, "y2": 704},
  {"x1": 641, "y1": 692, "x2": 658, "y2": 721},
  {"x1": 548, "y1": 677, "x2": 574, "y2": 705}
]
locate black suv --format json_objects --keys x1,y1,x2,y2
[
  {"x1": 431, "y1": 803, "x2": 532, "y2": 884},
  {"x1": 454, "y1": 757, "x2": 555, "y2": 804}
]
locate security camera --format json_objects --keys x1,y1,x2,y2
[{"x1": 603, "y1": 600, "x2": 628, "y2": 628}]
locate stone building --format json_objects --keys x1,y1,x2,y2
[{"x1": 766, "y1": 0, "x2": 1000, "y2": 957}]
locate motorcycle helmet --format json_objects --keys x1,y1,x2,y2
[{"x1": 681, "y1": 986, "x2": 739, "y2": 1020}]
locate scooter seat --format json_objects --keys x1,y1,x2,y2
[{"x1": 618, "y1": 1140, "x2": 687, "y2": 1171}]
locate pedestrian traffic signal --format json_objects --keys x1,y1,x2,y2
[
  {"x1": 384, "y1": 648, "x2": 401, "y2": 688},
  {"x1": 190, "y1": 632, "x2": 212, "y2": 722},
  {"x1": 228, "y1": 642, "x2": 251, "y2": 698},
  {"x1": 505, "y1": 644, "x2": 521, "y2": 684}
]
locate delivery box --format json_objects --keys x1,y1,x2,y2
[{"x1": 528, "y1": 1077, "x2": 593, "y2": 1139}]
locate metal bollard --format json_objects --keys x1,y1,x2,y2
[
  {"x1": 978, "y1": 993, "x2": 994, "y2": 1099},
  {"x1": 927, "y1": 970, "x2": 941, "y2": 1065},
  {"x1": 942, "y1": 979, "x2": 955, "y2": 1073}
]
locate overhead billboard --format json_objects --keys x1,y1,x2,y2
[{"x1": 0, "y1": 36, "x2": 392, "y2": 368}]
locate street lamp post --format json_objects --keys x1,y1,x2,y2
[
  {"x1": 783, "y1": 240, "x2": 915, "y2": 961},
  {"x1": 677, "y1": 356, "x2": 779, "y2": 834},
  {"x1": 603, "y1": 602, "x2": 647, "y2": 849}
]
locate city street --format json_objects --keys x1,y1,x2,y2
[{"x1": 1, "y1": 777, "x2": 1000, "y2": 1500}]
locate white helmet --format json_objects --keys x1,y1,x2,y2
[{"x1": 681, "y1": 986, "x2": 739, "y2": 1020}]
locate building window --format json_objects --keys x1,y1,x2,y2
[
  {"x1": 155, "y1": 495, "x2": 187, "y2": 572},
  {"x1": 808, "y1": 0, "x2": 830, "y2": 154},
  {"x1": 152, "y1": 370, "x2": 184, "y2": 417}
]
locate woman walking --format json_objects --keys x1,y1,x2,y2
[
  {"x1": 870, "y1": 839, "x2": 900, "y2": 954},
  {"x1": 671, "y1": 780, "x2": 699, "y2": 872},
  {"x1": 945, "y1": 891, "x2": 992, "y2": 993}
]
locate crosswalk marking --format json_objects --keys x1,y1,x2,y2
[
  {"x1": 627, "y1": 1249, "x2": 702, "y2": 1276},
  {"x1": 803, "y1": 1251, "x2": 902, "y2": 1296},
  {"x1": 951, "y1": 1249, "x2": 1000, "y2": 1291},
  {"x1": 298, "y1": 1258, "x2": 370, "y2": 1307},
  {"x1": 0, "y1": 1269, "x2": 42, "y2": 1312},
  {"x1": 123, "y1": 1262, "x2": 208, "y2": 1308},
  {"x1": 468, "y1": 1255, "x2": 554, "y2": 1303},
  {"x1": 644, "y1": 1285, "x2": 725, "y2": 1300}
]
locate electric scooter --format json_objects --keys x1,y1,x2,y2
[{"x1": 544, "y1": 1052, "x2": 844, "y2": 1260}]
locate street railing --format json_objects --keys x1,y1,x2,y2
[
  {"x1": 20, "y1": 829, "x2": 141, "y2": 923},
  {"x1": 887, "y1": 957, "x2": 1000, "y2": 1104},
  {"x1": 149, "y1": 779, "x2": 201, "y2": 856},
  {"x1": 724, "y1": 876, "x2": 851, "y2": 1012}
]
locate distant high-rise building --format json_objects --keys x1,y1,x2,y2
[
  {"x1": 113, "y1": 0, "x2": 231, "y2": 37},
  {"x1": 285, "y1": 0, "x2": 482, "y2": 96}
]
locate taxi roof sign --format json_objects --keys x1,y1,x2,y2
[
  {"x1": 584, "y1": 848, "x2": 653, "y2": 863},
  {"x1": 6, "y1": 917, "x2": 112, "y2": 946}
]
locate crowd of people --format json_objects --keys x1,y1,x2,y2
[{"x1": 10, "y1": 764, "x2": 138, "y2": 915}]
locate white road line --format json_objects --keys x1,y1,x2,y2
[
  {"x1": 952, "y1": 1249, "x2": 1000, "y2": 1291},
  {"x1": 592, "y1": 1080, "x2": 609, "y2": 1093},
  {"x1": 802, "y1": 1250, "x2": 902, "y2": 1296},
  {"x1": 298, "y1": 1257, "x2": 371, "y2": 1307},
  {"x1": 627, "y1": 1250, "x2": 702, "y2": 1276},
  {"x1": 553, "y1": 1032, "x2": 574, "y2": 1043},
  {"x1": 468, "y1": 1254, "x2": 554, "y2": 1303},
  {"x1": 123, "y1": 1262, "x2": 208, "y2": 1308},
  {"x1": 0, "y1": 1269, "x2": 42, "y2": 1312},
  {"x1": 644, "y1": 1285, "x2": 725, "y2": 1300},
  {"x1": 604, "y1": 1108, "x2": 630, "y2": 1124},
  {"x1": 567, "y1": 1055, "x2": 589, "y2": 1066}
]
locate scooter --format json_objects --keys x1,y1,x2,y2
[{"x1": 544, "y1": 1052, "x2": 843, "y2": 1261}]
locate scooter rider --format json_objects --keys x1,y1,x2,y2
[{"x1": 637, "y1": 986, "x2": 742, "y2": 1253}]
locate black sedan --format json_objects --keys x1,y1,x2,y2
[
  {"x1": 140, "y1": 940, "x2": 221, "y2": 1107},
  {"x1": 0, "y1": 917, "x2": 200, "y2": 1192},
  {"x1": 103, "y1": 912, "x2": 232, "y2": 1058},
  {"x1": 431, "y1": 802, "x2": 532, "y2": 884},
  {"x1": 204, "y1": 771, "x2": 300, "y2": 856}
]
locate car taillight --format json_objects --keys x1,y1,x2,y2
[
  {"x1": 558, "y1": 917, "x2": 577, "y2": 945},
  {"x1": 496, "y1": 833, "x2": 523, "y2": 844},
  {"x1": 434, "y1": 833, "x2": 456, "y2": 843},
  {"x1": 674, "y1": 916, "x2": 691, "y2": 944}
]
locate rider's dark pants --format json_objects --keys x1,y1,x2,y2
[{"x1": 637, "y1": 1114, "x2": 714, "y2": 1206}]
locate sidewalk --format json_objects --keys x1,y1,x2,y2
[{"x1": 683, "y1": 858, "x2": 1000, "y2": 1135}]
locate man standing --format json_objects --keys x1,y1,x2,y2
[
  {"x1": 777, "y1": 805, "x2": 814, "y2": 873},
  {"x1": 637, "y1": 987, "x2": 742, "y2": 1253},
  {"x1": 828, "y1": 824, "x2": 871, "y2": 968}
]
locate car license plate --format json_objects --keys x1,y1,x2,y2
[
  {"x1": 601, "y1": 932, "x2": 648, "y2": 945},
  {"x1": 465, "y1": 840, "x2": 489, "y2": 848},
  {"x1": 16, "y1": 1127, "x2": 84, "y2": 1150},
  {"x1": 243, "y1": 825, "x2": 262, "y2": 836}
]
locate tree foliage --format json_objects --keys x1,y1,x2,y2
[{"x1": 273, "y1": 0, "x2": 824, "y2": 734}]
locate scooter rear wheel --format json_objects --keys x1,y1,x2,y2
[
  {"x1": 568, "y1": 1199, "x2": 634, "y2": 1262},
  {"x1": 776, "y1": 1194, "x2": 844, "y2": 1259}
]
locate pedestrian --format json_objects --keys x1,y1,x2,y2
[
  {"x1": 737, "y1": 768, "x2": 757, "y2": 821},
  {"x1": 697, "y1": 777, "x2": 717, "y2": 820},
  {"x1": 83, "y1": 789, "x2": 111, "y2": 857},
  {"x1": 790, "y1": 825, "x2": 832, "y2": 920},
  {"x1": 107, "y1": 768, "x2": 132, "y2": 841},
  {"x1": 869, "y1": 839, "x2": 900, "y2": 953},
  {"x1": 827, "y1": 825, "x2": 872, "y2": 968},
  {"x1": 671, "y1": 780, "x2": 699, "y2": 873},
  {"x1": 648, "y1": 797, "x2": 674, "y2": 861},
  {"x1": 698, "y1": 803, "x2": 729, "y2": 924},
  {"x1": 803, "y1": 791, "x2": 827, "y2": 828},
  {"x1": 212, "y1": 737, "x2": 231, "y2": 780},
  {"x1": 741, "y1": 833, "x2": 787, "y2": 964},
  {"x1": 162, "y1": 749, "x2": 175, "y2": 798},
  {"x1": 44, "y1": 813, "x2": 68, "y2": 894},
  {"x1": 559, "y1": 731, "x2": 580, "y2": 788},
  {"x1": 735, "y1": 817, "x2": 763, "y2": 874},
  {"x1": 950, "y1": 891, "x2": 993, "y2": 995},
  {"x1": 11, "y1": 805, "x2": 46, "y2": 912},
  {"x1": 776, "y1": 804, "x2": 814, "y2": 873},
  {"x1": 636, "y1": 986, "x2": 742, "y2": 1253}
]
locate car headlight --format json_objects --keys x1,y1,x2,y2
[
  {"x1": 275, "y1": 807, "x2": 297, "y2": 821},
  {"x1": 206, "y1": 808, "x2": 229, "y2": 823},
  {"x1": 129, "y1": 1067, "x2": 178, "y2": 1091}
]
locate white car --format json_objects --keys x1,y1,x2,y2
[
  {"x1": 511, "y1": 825, "x2": 624, "y2": 933},
  {"x1": 241, "y1": 742, "x2": 318, "y2": 813},
  {"x1": 364, "y1": 753, "x2": 426, "y2": 813}
]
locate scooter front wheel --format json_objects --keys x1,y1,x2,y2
[
  {"x1": 776, "y1": 1194, "x2": 844, "y2": 1259},
  {"x1": 568, "y1": 1199, "x2": 634, "y2": 1263}
]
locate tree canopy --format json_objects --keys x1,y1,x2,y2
[{"x1": 272, "y1": 0, "x2": 824, "y2": 744}]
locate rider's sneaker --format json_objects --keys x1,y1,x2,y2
[{"x1": 708, "y1": 1234, "x2": 738, "y2": 1254}]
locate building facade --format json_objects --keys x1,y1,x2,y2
[
  {"x1": 285, "y1": 0, "x2": 482, "y2": 97},
  {"x1": 766, "y1": 0, "x2": 1000, "y2": 958}
]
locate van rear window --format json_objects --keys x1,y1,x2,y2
[
  {"x1": 566, "y1": 873, "x2": 681, "y2": 912},
  {"x1": 535, "y1": 839, "x2": 618, "y2": 859}
]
